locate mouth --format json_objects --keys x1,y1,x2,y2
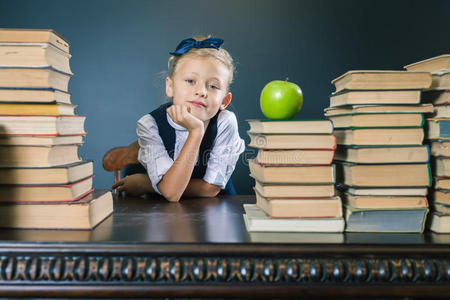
[{"x1": 188, "y1": 101, "x2": 206, "y2": 108}]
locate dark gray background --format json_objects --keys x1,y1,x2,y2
[{"x1": 1, "y1": 0, "x2": 449, "y2": 194}]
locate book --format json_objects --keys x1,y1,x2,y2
[
  {"x1": 0, "y1": 102, "x2": 75, "y2": 115},
  {"x1": 0, "y1": 144, "x2": 80, "y2": 167},
  {"x1": 343, "y1": 186, "x2": 428, "y2": 196},
  {"x1": 0, "y1": 160, "x2": 93, "y2": 185},
  {"x1": 0, "y1": 68, "x2": 71, "y2": 91},
  {"x1": 0, "y1": 134, "x2": 83, "y2": 146},
  {"x1": 337, "y1": 162, "x2": 431, "y2": 187},
  {"x1": 331, "y1": 71, "x2": 432, "y2": 93},
  {"x1": 243, "y1": 204, "x2": 345, "y2": 233},
  {"x1": 404, "y1": 54, "x2": 450, "y2": 73},
  {"x1": 0, "y1": 115, "x2": 86, "y2": 135},
  {"x1": 255, "y1": 190, "x2": 342, "y2": 218},
  {"x1": 254, "y1": 180, "x2": 335, "y2": 198},
  {"x1": 421, "y1": 90, "x2": 450, "y2": 105},
  {"x1": 431, "y1": 72, "x2": 450, "y2": 90},
  {"x1": 342, "y1": 192, "x2": 428, "y2": 209},
  {"x1": 328, "y1": 113, "x2": 424, "y2": 128},
  {"x1": 255, "y1": 148, "x2": 335, "y2": 165},
  {"x1": 429, "y1": 212, "x2": 450, "y2": 233},
  {"x1": 432, "y1": 202, "x2": 450, "y2": 214},
  {"x1": 324, "y1": 104, "x2": 433, "y2": 116},
  {"x1": 247, "y1": 232, "x2": 344, "y2": 243},
  {"x1": 247, "y1": 119, "x2": 333, "y2": 134},
  {"x1": 435, "y1": 177, "x2": 450, "y2": 190},
  {"x1": 0, "y1": 88, "x2": 70, "y2": 103},
  {"x1": 329, "y1": 90, "x2": 421, "y2": 107},
  {"x1": 248, "y1": 132, "x2": 336, "y2": 149},
  {"x1": 335, "y1": 145, "x2": 429, "y2": 164},
  {"x1": 344, "y1": 205, "x2": 428, "y2": 233},
  {"x1": 0, "y1": 175, "x2": 93, "y2": 202},
  {"x1": 433, "y1": 105, "x2": 450, "y2": 118},
  {"x1": 427, "y1": 118, "x2": 450, "y2": 139},
  {"x1": 0, "y1": 28, "x2": 69, "y2": 53},
  {"x1": 434, "y1": 157, "x2": 450, "y2": 177},
  {"x1": 431, "y1": 189, "x2": 450, "y2": 205},
  {"x1": 0, "y1": 189, "x2": 113, "y2": 230},
  {"x1": 335, "y1": 128, "x2": 424, "y2": 146},
  {"x1": 0, "y1": 43, "x2": 72, "y2": 74},
  {"x1": 249, "y1": 159, "x2": 335, "y2": 184},
  {"x1": 430, "y1": 140, "x2": 450, "y2": 156}
]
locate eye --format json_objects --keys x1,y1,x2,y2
[
  {"x1": 209, "y1": 84, "x2": 219, "y2": 90},
  {"x1": 185, "y1": 79, "x2": 195, "y2": 85}
]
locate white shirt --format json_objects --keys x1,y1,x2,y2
[{"x1": 137, "y1": 109, "x2": 245, "y2": 194}]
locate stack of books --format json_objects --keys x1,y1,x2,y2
[
  {"x1": 0, "y1": 28, "x2": 112, "y2": 230},
  {"x1": 405, "y1": 54, "x2": 450, "y2": 233},
  {"x1": 326, "y1": 70, "x2": 433, "y2": 233},
  {"x1": 243, "y1": 119, "x2": 344, "y2": 232}
]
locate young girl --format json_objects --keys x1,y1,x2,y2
[{"x1": 107, "y1": 36, "x2": 245, "y2": 202}]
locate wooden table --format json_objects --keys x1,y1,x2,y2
[{"x1": 0, "y1": 193, "x2": 449, "y2": 298}]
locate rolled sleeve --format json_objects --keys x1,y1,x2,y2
[
  {"x1": 136, "y1": 114, "x2": 173, "y2": 194},
  {"x1": 203, "y1": 111, "x2": 245, "y2": 188}
]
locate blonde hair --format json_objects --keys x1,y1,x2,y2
[{"x1": 168, "y1": 36, "x2": 235, "y2": 87}]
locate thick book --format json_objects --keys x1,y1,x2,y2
[
  {"x1": 0, "y1": 135, "x2": 83, "y2": 146},
  {"x1": 430, "y1": 140, "x2": 450, "y2": 156},
  {"x1": 337, "y1": 162, "x2": 431, "y2": 187},
  {"x1": 331, "y1": 71, "x2": 432, "y2": 93},
  {"x1": 435, "y1": 177, "x2": 450, "y2": 190},
  {"x1": 247, "y1": 232, "x2": 344, "y2": 243},
  {"x1": 0, "y1": 68, "x2": 71, "y2": 92},
  {"x1": 429, "y1": 212, "x2": 450, "y2": 233},
  {"x1": 243, "y1": 204, "x2": 345, "y2": 233},
  {"x1": 343, "y1": 186, "x2": 428, "y2": 196},
  {"x1": 335, "y1": 145, "x2": 429, "y2": 164},
  {"x1": 344, "y1": 204, "x2": 428, "y2": 233},
  {"x1": 255, "y1": 190, "x2": 342, "y2": 218},
  {"x1": 335, "y1": 128, "x2": 424, "y2": 146},
  {"x1": 404, "y1": 54, "x2": 450, "y2": 73},
  {"x1": 421, "y1": 90, "x2": 450, "y2": 105},
  {"x1": 325, "y1": 104, "x2": 433, "y2": 116},
  {"x1": 342, "y1": 192, "x2": 428, "y2": 209},
  {"x1": 0, "y1": 115, "x2": 86, "y2": 135},
  {"x1": 0, "y1": 28, "x2": 69, "y2": 53},
  {"x1": 431, "y1": 72, "x2": 450, "y2": 90},
  {"x1": 427, "y1": 118, "x2": 450, "y2": 139},
  {"x1": 329, "y1": 90, "x2": 421, "y2": 107},
  {"x1": 0, "y1": 102, "x2": 75, "y2": 115},
  {"x1": 433, "y1": 105, "x2": 450, "y2": 118},
  {"x1": 249, "y1": 159, "x2": 335, "y2": 184},
  {"x1": 255, "y1": 148, "x2": 335, "y2": 165},
  {"x1": 0, "y1": 88, "x2": 71, "y2": 103},
  {"x1": 248, "y1": 132, "x2": 336, "y2": 149},
  {"x1": 328, "y1": 113, "x2": 424, "y2": 128},
  {"x1": 0, "y1": 144, "x2": 80, "y2": 167},
  {"x1": 0, "y1": 160, "x2": 93, "y2": 185},
  {"x1": 0, "y1": 189, "x2": 113, "y2": 230},
  {"x1": 0, "y1": 43, "x2": 72, "y2": 74},
  {"x1": 433, "y1": 157, "x2": 450, "y2": 177},
  {"x1": 247, "y1": 119, "x2": 333, "y2": 134},
  {"x1": 431, "y1": 189, "x2": 450, "y2": 206},
  {"x1": 254, "y1": 180, "x2": 335, "y2": 198},
  {"x1": 0, "y1": 175, "x2": 93, "y2": 202}
]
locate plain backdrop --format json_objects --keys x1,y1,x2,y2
[{"x1": 1, "y1": 0, "x2": 449, "y2": 194}]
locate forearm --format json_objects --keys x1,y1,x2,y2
[
  {"x1": 183, "y1": 178, "x2": 221, "y2": 197},
  {"x1": 157, "y1": 129, "x2": 203, "y2": 202}
]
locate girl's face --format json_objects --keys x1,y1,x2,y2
[{"x1": 165, "y1": 56, "x2": 232, "y2": 122}]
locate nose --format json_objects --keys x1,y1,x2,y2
[{"x1": 194, "y1": 84, "x2": 207, "y2": 98}]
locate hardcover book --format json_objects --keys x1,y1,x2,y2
[
  {"x1": 0, "y1": 115, "x2": 86, "y2": 135},
  {"x1": 325, "y1": 104, "x2": 433, "y2": 116},
  {"x1": 334, "y1": 128, "x2": 424, "y2": 146},
  {"x1": 0, "y1": 88, "x2": 71, "y2": 103},
  {"x1": 0, "y1": 144, "x2": 80, "y2": 167},
  {"x1": 248, "y1": 132, "x2": 336, "y2": 149},
  {"x1": 335, "y1": 145, "x2": 429, "y2": 164},
  {"x1": 426, "y1": 118, "x2": 450, "y2": 139},
  {"x1": 255, "y1": 148, "x2": 335, "y2": 165},
  {"x1": 0, "y1": 67, "x2": 71, "y2": 92},
  {"x1": 404, "y1": 54, "x2": 450, "y2": 73},
  {"x1": 0, "y1": 28, "x2": 69, "y2": 53},
  {"x1": 0, "y1": 102, "x2": 75, "y2": 115},
  {"x1": 247, "y1": 119, "x2": 333, "y2": 134},
  {"x1": 254, "y1": 180, "x2": 335, "y2": 198},
  {"x1": 328, "y1": 113, "x2": 424, "y2": 129}
]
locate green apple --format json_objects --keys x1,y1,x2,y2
[{"x1": 260, "y1": 79, "x2": 303, "y2": 119}]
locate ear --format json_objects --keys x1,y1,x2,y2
[
  {"x1": 220, "y1": 92, "x2": 232, "y2": 110},
  {"x1": 165, "y1": 76, "x2": 174, "y2": 98}
]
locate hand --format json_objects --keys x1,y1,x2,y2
[
  {"x1": 167, "y1": 104, "x2": 204, "y2": 133},
  {"x1": 103, "y1": 142, "x2": 139, "y2": 171},
  {"x1": 111, "y1": 173, "x2": 153, "y2": 196}
]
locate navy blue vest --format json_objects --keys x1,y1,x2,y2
[{"x1": 124, "y1": 102, "x2": 236, "y2": 195}]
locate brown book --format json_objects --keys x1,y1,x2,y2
[
  {"x1": 0, "y1": 68, "x2": 71, "y2": 91},
  {"x1": 430, "y1": 72, "x2": 450, "y2": 90},
  {"x1": 0, "y1": 160, "x2": 93, "y2": 185},
  {"x1": 0, "y1": 102, "x2": 75, "y2": 115},
  {"x1": 0, "y1": 28, "x2": 69, "y2": 53},
  {"x1": 0, "y1": 189, "x2": 113, "y2": 230},
  {"x1": 335, "y1": 146, "x2": 429, "y2": 164},
  {"x1": 434, "y1": 157, "x2": 450, "y2": 177},
  {"x1": 431, "y1": 189, "x2": 450, "y2": 206},
  {"x1": 432, "y1": 105, "x2": 450, "y2": 118},
  {"x1": 0, "y1": 144, "x2": 80, "y2": 167},
  {"x1": 0, "y1": 43, "x2": 72, "y2": 74},
  {"x1": 338, "y1": 162, "x2": 431, "y2": 187},
  {"x1": 342, "y1": 192, "x2": 428, "y2": 209},
  {"x1": 404, "y1": 54, "x2": 450, "y2": 73},
  {"x1": 248, "y1": 132, "x2": 336, "y2": 149},
  {"x1": 255, "y1": 148, "x2": 335, "y2": 165},
  {"x1": 426, "y1": 118, "x2": 450, "y2": 140},
  {"x1": 0, "y1": 135, "x2": 82, "y2": 146},
  {"x1": 254, "y1": 180, "x2": 335, "y2": 198},
  {"x1": 325, "y1": 104, "x2": 433, "y2": 116},
  {"x1": 335, "y1": 128, "x2": 424, "y2": 146},
  {"x1": 247, "y1": 119, "x2": 333, "y2": 134},
  {"x1": 331, "y1": 71, "x2": 432, "y2": 93},
  {"x1": 329, "y1": 90, "x2": 421, "y2": 107},
  {"x1": 0, "y1": 88, "x2": 71, "y2": 103},
  {"x1": 429, "y1": 212, "x2": 450, "y2": 233},
  {"x1": 328, "y1": 113, "x2": 424, "y2": 128},
  {"x1": 0, "y1": 115, "x2": 86, "y2": 135},
  {"x1": 430, "y1": 140, "x2": 450, "y2": 157},
  {"x1": 435, "y1": 177, "x2": 450, "y2": 190},
  {"x1": 255, "y1": 190, "x2": 342, "y2": 218}
]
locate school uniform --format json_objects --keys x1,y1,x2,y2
[{"x1": 133, "y1": 102, "x2": 245, "y2": 195}]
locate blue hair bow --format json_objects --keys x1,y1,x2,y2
[{"x1": 170, "y1": 38, "x2": 224, "y2": 56}]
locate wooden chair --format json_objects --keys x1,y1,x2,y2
[{"x1": 102, "y1": 142, "x2": 140, "y2": 183}]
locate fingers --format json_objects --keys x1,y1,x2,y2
[{"x1": 111, "y1": 177, "x2": 125, "y2": 189}]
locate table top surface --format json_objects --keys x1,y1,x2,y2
[{"x1": 0, "y1": 193, "x2": 449, "y2": 247}]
